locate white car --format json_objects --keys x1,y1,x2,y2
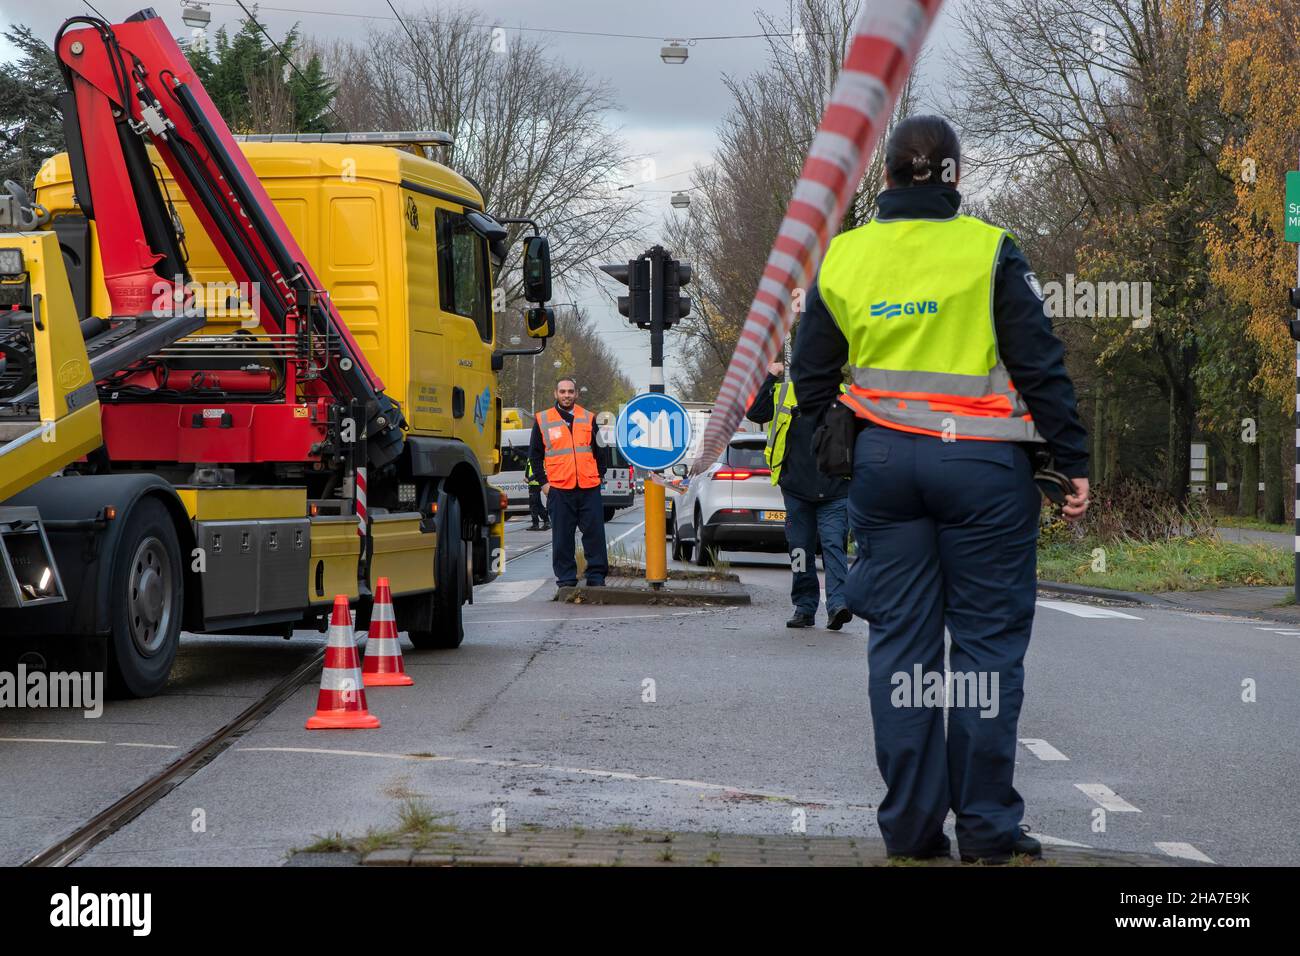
[{"x1": 669, "y1": 432, "x2": 788, "y2": 565}]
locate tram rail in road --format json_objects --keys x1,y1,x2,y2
[{"x1": 22, "y1": 520, "x2": 561, "y2": 867}]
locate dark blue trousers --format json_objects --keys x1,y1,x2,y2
[
  {"x1": 783, "y1": 492, "x2": 849, "y2": 618},
  {"x1": 846, "y1": 426, "x2": 1040, "y2": 857},
  {"x1": 548, "y1": 486, "x2": 608, "y2": 586}
]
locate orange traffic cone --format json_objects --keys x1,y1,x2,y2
[
  {"x1": 306, "y1": 595, "x2": 381, "y2": 729},
  {"x1": 362, "y1": 578, "x2": 413, "y2": 687}
]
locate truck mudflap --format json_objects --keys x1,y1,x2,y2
[{"x1": 0, "y1": 473, "x2": 191, "y2": 637}]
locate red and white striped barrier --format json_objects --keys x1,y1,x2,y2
[{"x1": 690, "y1": 0, "x2": 945, "y2": 474}]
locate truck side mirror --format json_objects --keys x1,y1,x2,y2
[
  {"x1": 522, "y1": 235, "x2": 552, "y2": 304},
  {"x1": 465, "y1": 211, "x2": 508, "y2": 243},
  {"x1": 525, "y1": 306, "x2": 553, "y2": 339}
]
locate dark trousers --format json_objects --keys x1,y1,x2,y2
[
  {"x1": 548, "y1": 486, "x2": 608, "y2": 586},
  {"x1": 528, "y1": 486, "x2": 545, "y2": 526},
  {"x1": 783, "y1": 492, "x2": 849, "y2": 617},
  {"x1": 846, "y1": 426, "x2": 1039, "y2": 857}
]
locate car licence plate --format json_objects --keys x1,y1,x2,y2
[{"x1": 761, "y1": 510, "x2": 786, "y2": 522}]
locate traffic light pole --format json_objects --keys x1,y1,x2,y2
[{"x1": 645, "y1": 245, "x2": 667, "y2": 587}]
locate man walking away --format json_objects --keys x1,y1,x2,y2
[
  {"x1": 529, "y1": 378, "x2": 609, "y2": 587},
  {"x1": 525, "y1": 457, "x2": 549, "y2": 531},
  {"x1": 746, "y1": 360, "x2": 852, "y2": 630}
]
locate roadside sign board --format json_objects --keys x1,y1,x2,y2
[
  {"x1": 616, "y1": 392, "x2": 693, "y2": 471},
  {"x1": 1286, "y1": 171, "x2": 1300, "y2": 242}
]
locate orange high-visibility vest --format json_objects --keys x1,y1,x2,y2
[{"x1": 536, "y1": 405, "x2": 602, "y2": 490}]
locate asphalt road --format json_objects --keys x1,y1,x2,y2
[{"x1": 2, "y1": 500, "x2": 1297, "y2": 866}]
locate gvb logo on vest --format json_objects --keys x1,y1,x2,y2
[{"x1": 870, "y1": 300, "x2": 939, "y2": 319}]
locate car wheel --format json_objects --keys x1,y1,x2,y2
[
  {"x1": 666, "y1": 502, "x2": 676, "y2": 540},
  {"x1": 692, "y1": 508, "x2": 713, "y2": 566},
  {"x1": 603, "y1": 506, "x2": 616, "y2": 522},
  {"x1": 671, "y1": 520, "x2": 691, "y2": 562},
  {"x1": 107, "y1": 497, "x2": 183, "y2": 698}
]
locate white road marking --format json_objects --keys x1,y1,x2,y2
[
  {"x1": 464, "y1": 610, "x2": 717, "y2": 624},
  {"x1": 0, "y1": 736, "x2": 105, "y2": 745},
  {"x1": 1036, "y1": 599, "x2": 1142, "y2": 620},
  {"x1": 474, "y1": 578, "x2": 547, "y2": 605},
  {"x1": 1036, "y1": 833, "x2": 1091, "y2": 848},
  {"x1": 1019, "y1": 738, "x2": 1069, "y2": 761},
  {"x1": 1154, "y1": 841, "x2": 1214, "y2": 864},
  {"x1": 0, "y1": 737, "x2": 179, "y2": 749},
  {"x1": 610, "y1": 521, "x2": 647, "y2": 546},
  {"x1": 1075, "y1": 783, "x2": 1141, "y2": 812},
  {"x1": 1255, "y1": 627, "x2": 1300, "y2": 635}
]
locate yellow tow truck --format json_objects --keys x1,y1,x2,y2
[{"x1": 0, "y1": 8, "x2": 553, "y2": 697}]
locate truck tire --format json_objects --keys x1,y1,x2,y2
[
  {"x1": 603, "y1": 506, "x2": 616, "y2": 522},
  {"x1": 107, "y1": 498, "x2": 183, "y2": 698},
  {"x1": 409, "y1": 495, "x2": 467, "y2": 649}
]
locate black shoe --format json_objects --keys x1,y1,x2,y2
[
  {"x1": 557, "y1": 580, "x2": 578, "y2": 588},
  {"x1": 888, "y1": 834, "x2": 951, "y2": 861},
  {"x1": 586, "y1": 579, "x2": 605, "y2": 588},
  {"x1": 529, "y1": 524, "x2": 540, "y2": 531},
  {"x1": 541, "y1": 523, "x2": 551, "y2": 531},
  {"x1": 826, "y1": 607, "x2": 852, "y2": 630},
  {"x1": 960, "y1": 825, "x2": 1042, "y2": 865},
  {"x1": 786, "y1": 612, "x2": 815, "y2": 628}
]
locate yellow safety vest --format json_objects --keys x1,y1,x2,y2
[
  {"x1": 764, "y1": 380, "x2": 797, "y2": 485},
  {"x1": 819, "y1": 213, "x2": 1043, "y2": 443}
]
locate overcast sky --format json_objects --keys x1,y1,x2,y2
[{"x1": 0, "y1": 0, "x2": 970, "y2": 392}]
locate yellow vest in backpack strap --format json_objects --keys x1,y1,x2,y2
[
  {"x1": 764, "y1": 380, "x2": 797, "y2": 485},
  {"x1": 819, "y1": 213, "x2": 1044, "y2": 443}
]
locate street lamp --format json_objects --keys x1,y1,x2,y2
[
  {"x1": 670, "y1": 191, "x2": 691, "y2": 210},
  {"x1": 660, "y1": 40, "x2": 689, "y2": 65},
  {"x1": 181, "y1": 2, "x2": 211, "y2": 28}
]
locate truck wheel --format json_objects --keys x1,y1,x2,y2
[
  {"x1": 107, "y1": 498, "x2": 182, "y2": 698},
  {"x1": 409, "y1": 495, "x2": 467, "y2": 649},
  {"x1": 603, "y1": 506, "x2": 616, "y2": 522}
]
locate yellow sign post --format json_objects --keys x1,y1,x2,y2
[{"x1": 644, "y1": 478, "x2": 666, "y2": 588}]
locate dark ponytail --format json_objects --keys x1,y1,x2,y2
[{"x1": 884, "y1": 115, "x2": 960, "y2": 188}]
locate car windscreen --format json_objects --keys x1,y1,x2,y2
[{"x1": 724, "y1": 442, "x2": 767, "y2": 470}]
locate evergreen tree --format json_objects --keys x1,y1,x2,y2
[{"x1": 0, "y1": 26, "x2": 63, "y2": 188}]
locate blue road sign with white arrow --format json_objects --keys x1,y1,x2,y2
[{"x1": 616, "y1": 393, "x2": 693, "y2": 471}]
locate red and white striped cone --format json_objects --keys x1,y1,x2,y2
[
  {"x1": 362, "y1": 577, "x2": 413, "y2": 687},
  {"x1": 306, "y1": 595, "x2": 381, "y2": 729}
]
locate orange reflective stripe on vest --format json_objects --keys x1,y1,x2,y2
[{"x1": 536, "y1": 405, "x2": 603, "y2": 490}]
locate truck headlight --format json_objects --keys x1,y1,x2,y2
[{"x1": 0, "y1": 248, "x2": 24, "y2": 277}]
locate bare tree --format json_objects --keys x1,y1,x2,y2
[
  {"x1": 323, "y1": 6, "x2": 644, "y2": 304},
  {"x1": 666, "y1": 0, "x2": 916, "y2": 398},
  {"x1": 951, "y1": 0, "x2": 1230, "y2": 500}
]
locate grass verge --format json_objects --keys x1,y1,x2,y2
[
  {"x1": 1037, "y1": 536, "x2": 1293, "y2": 592},
  {"x1": 1212, "y1": 515, "x2": 1290, "y2": 534}
]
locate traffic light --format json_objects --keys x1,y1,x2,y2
[
  {"x1": 662, "y1": 256, "x2": 692, "y2": 326},
  {"x1": 599, "y1": 258, "x2": 650, "y2": 328}
]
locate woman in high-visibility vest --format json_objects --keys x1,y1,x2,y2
[{"x1": 791, "y1": 115, "x2": 1090, "y2": 864}]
